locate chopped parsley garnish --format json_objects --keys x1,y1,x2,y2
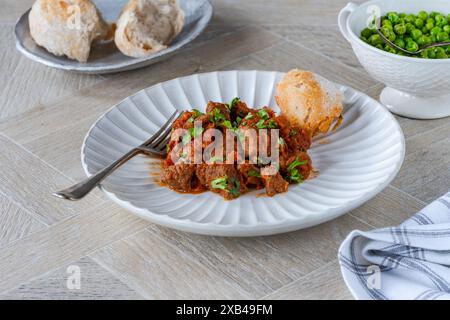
[
  {"x1": 188, "y1": 126, "x2": 204, "y2": 138},
  {"x1": 258, "y1": 109, "x2": 269, "y2": 120},
  {"x1": 210, "y1": 176, "x2": 241, "y2": 197},
  {"x1": 227, "y1": 97, "x2": 241, "y2": 110},
  {"x1": 256, "y1": 119, "x2": 266, "y2": 129},
  {"x1": 222, "y1": 120, "x2": 234, "y2": 129},
  {"x1": 211, "y1": 177, "x2": 227, "y2": 190},
  {"x1": 182, "y1": 133, "x2": 191, "y2": 145},
  {"x1": 267, "y1": 120, "x2": 278, "y2": 129},
  {"x1": 208, "y1": 155, "x2": 223, "y2": 164},
  {"x1": 229, "y1": 177, "x2": 241, "y2": 197},
  {"x1": 248, "y1": 169, "x2": 261, "y2": 178},
  {"x1": 187, "y1": 109, "x2": 204, "y2": 123},
  {"x1": 244, "y1": 112, "x2": 254, "y2": 120},
  {"x1": 278, "y1": 137, "x2": 285, "y2": 145},
  {"x1": 287, "y1": 157, "x2": 308, "y2": 183},
  {"x1": 209, "y1": 108, "x2": 226, "y2": 123},
  {"x1": 289, "y1": 129, "x2": 298, "y2": 136},
  {"x1": 235, "y1": 116, "x2": 242, "y2": 126}
]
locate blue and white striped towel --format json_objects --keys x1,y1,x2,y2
[{"x1": 338, "y1": 191, "x2": 450, "y2": 300}]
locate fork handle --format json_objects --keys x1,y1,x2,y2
[{"x1": 53, "y1": 148, "x2": 139, "y2": 201}]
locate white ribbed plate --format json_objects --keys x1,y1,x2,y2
[{"x1": 82, "y1": 70, "x2": 405, "y2": 236}]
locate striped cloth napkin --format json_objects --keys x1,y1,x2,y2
[{"x1": 338, "y1": 190, "x2": 450, "y2": 300}]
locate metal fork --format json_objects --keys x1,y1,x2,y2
[{"x1": 52, "y1": 110, "x2": 180, "y2": 201}]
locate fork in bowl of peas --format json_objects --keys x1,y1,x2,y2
[{"x1": 360, "y1": 11, "x2": 450, "y2": 58}]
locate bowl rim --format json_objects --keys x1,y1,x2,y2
[{"x1": 346, "y1": 0, "x2": 450, "y2": 64}]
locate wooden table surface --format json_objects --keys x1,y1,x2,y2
[{"x1": 0, "y1": 0, "x2": 449, "y2": 300}]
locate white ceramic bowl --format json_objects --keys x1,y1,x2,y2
[{"x1": 339, "y1": 0, "x2": 450, "y2": 119}]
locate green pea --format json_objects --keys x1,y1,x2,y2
[
  {"x1": 387, "y1": 12, "x2": 400, "y2": 23},
  {"x1": 399, "y1": 13, "x2": 407, "y2": 18},
  {"x1": 404, "y1": 36, "x2": 413, "y2": 43},
  {"x1": 369, "y1": 34, "x2": 384, "y2": 46},
  {"x1": 406, "y1": 40, "x2": 419, "y2": 52},
  {"x1": 420, "y1": 50, "x2": 429, "y2": 58},
  {"x1": 375, "y1": 43, "x2": 384, "y2": 50},
  {"x1": 445, "y1": 45, "x2": 450, "y2": 54},
  {"x1": 381, "y1": 26, "x2": 391, "y2": 36},
  {"x1": 444, "y1": 25, "x2": 450, "y2": 33},
  {"x1": 422, "y1": 26, "x2": 428, "y2": 34},
  {"x1": 416, "y1": 35, "x2": 428, "y2": 46},
  {"x1": 382, "y1": 19, "x2": 392, "y2": 27},
  {"x1": 437, "y1": 31, "x2": 450, "y2": 42},
  {"x1": 405, "y1": 22, "x2": 415, "y2": 33},
  {"x1": 394, "y1": 38, "x2": 405, "y2": 48},
  {"x1": 397, "y1": 18, "x2": 405, "y2": 25},
  {"x1": 426, "y1": 48, "x2": 436, "y2": 58},
  {"x1": 387, "y1": 47, "x2": 397, "y2": 54},
  {"x1": 361, "y1": 27, "x2": 374, "y2": 38},
  {"x1": 411, "y1": 29, "x2": 422, "y2": 40},
  {"x1": 430, "y1": 34, "x2": 437, "y2": 43},
  {"x1": 414, "y1": 18, "x2": 424, "y2": 28},
  {"x1": 405, "y1": 14, "x2": 415, "y2": 23},
  {"x1": 388, "y1": 33, "x2": 396, "y2": 42},
  {"x1": 425, "y1": 21, "x2": 435, "y2": 31},
  {"x1": 435, "y1": 47, "x2": 448, "y2": 58},
  {"x1": 418, "y1": 11, "x2": 428, "y2": 21},
  {"x1": 431, "y1": 26, "x2": 442, "y2": 36},
  {"x1": 394, "y1": 23, "x2": 407, "y2": 35},
  {"x1": 435, "y1": 14, "x2": 445, "y2": 23},
  {"x1": 437, "y1": 18, "x2": 448, "y2": 27},
  {"x1": 430, "y1": 11, "x2": 439, "y2": 19}
]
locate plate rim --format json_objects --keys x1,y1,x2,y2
[
  {"x1": 80, "y1": 70, "x2": 406, "y2": 237},
  {"x1": 14, "y1": 0, "x2": 213, "y2": 74}
]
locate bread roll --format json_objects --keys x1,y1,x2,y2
[
  {"x1": 275, "y1": 69, "x2": 343, "y2": 136},
  {"x1": 29, "y1": 0, "x2": 112, "y2": 63},
  {"x1": 114, "y1": 0, "x2": 184, "y2": 58}
]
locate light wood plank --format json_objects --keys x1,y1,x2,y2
[
  {"x1": 0, "y1": 202, "x2": 149, "y2": 293},
  {"x1": 0, "y1": 257, "x2": 143, "y2": 300},
  {"x1": 262, "y1": 260, "x2": 353, "y2": 300},
  {"x1": 0, "y1": 193, "x2": 45, "y2": 248},
  {"x1": 0, "y1": 25, "x2": 103, "y2": 120},
  {"x1": 211, "y1": 0, "x2": 365, "y2": 27},
  {"x1": 24, "y1": 116, "x2": 99, "y2": 182},
  {"x1": 264, "y1": 25, "x2": 365, "y2": 73},
  {"x1": 349, "y1": 186, "x2": 425, "y2": 228},
  {"x1": 94, "y1": 215, "x2": 368, "y2": 299},
  {"x1": 1, "y1": 0, "x2": 33, "y2": 24},
  {"x1": 90, "y1": 229, "x2": 250, "y2": 299},
  {"x1": 222, "y1": 40, "x2": 377, "y2": 92},
  {"x1": 0, "y1": 27, "x2": 281, "y2": 145},
  {"x1": 392, "y1": 124, "x2": 450, "y2": 203},
  {"x1": 0, "y1": 134, "x2": 101, "y2": 225}
]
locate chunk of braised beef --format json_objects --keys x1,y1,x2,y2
[
  {"x1": 237, "y1": 163, "x2": 264, "y2": 189},
  {"x1": 277, "y1": 115, "x2": 312, "y2": 151},
  {"x1": 231, "y1": 101, "x2": 252, "y2": 119},
  {"x1": 196, "y1": 164, "x2": 246, "y2": 199},
  {"x1": 261, "y1": 172, "x2": 289, "y2": 196},
  {"x1": 281, "y1": 151, "x2": 312, "y2": 182},
  {"x1": 161, "y1": 164, "x2": 197, "y2": 192},
  {"x1": 206, "y1": 102, "x2": 231, "y2": 123}
]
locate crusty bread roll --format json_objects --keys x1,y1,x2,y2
[
  {"x1": 29, "y1": 0, "x2": 112, "y2": 62},
  {"x1": 114, "y1": 0, "x2": 184, "y2": 58},
  {"x1": 275, "y1": 69, "x2": 344, "y2": 136}
]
